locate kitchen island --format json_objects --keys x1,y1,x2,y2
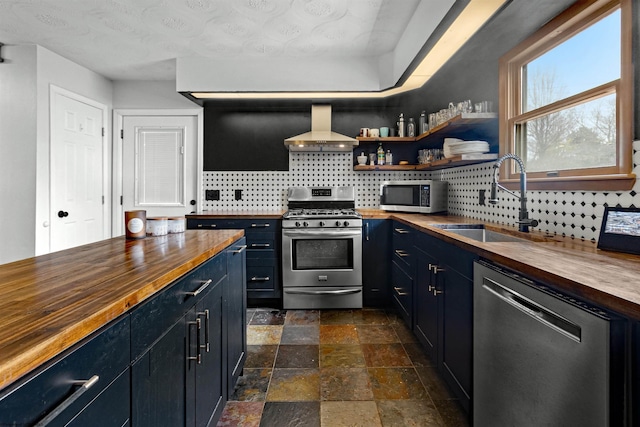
[{"x1": 0, "y1": 229, "x2": 246, "y2": 426}]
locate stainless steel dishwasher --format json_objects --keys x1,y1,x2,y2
[{"x1": 473, "y1": 260, "x2": 625, "y2": 426}]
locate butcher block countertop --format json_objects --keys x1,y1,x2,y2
[
  {"x1": 359, "y1": 209, "x2": 640, "y2": 320},
  {"x1": 0, "y1": 229, "x2": 244, "y2": 391}
]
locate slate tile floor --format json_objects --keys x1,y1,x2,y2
[{"x1": 217, "y1": 308, "x2": 468, "y2": 427}]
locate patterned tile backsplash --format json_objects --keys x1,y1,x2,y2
[{"x1": 203, "y1": 141, "x2": 640, "y2": 243}]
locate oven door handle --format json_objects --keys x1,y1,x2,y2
[
  {"x1": 284, "y1": 288, "x2": 362, "y2": 295},
  {"x1": 282, "y1": 229, "x2": 361, "y2": 238}
]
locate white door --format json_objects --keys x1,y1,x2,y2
[
  {"x1": 50, "y1": 92, "x2": 105, "y2": 252},
  {"x1": 122, "y1": 116, "x2": 198, "y2": 228}
]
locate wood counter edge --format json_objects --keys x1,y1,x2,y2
[{"x1": 0, "y1": 230, "x2": 244, "y2": 391}]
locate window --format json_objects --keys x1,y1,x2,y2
[{"x1": 499, "y1": 0, "x2": 633, "y2": 190}]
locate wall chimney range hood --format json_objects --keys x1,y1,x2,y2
[{"x1": 284, "y1": 105, "x2": 358, "y2": 152}]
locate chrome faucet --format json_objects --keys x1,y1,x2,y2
[{"x1": 489, "y1": 153, "x2": 538, "y2": 232}]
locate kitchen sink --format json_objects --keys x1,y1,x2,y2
[{"x1": 432, "y1": 224, "x2": 530, "y2": 243}]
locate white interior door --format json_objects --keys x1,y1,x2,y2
[
  {"x1": 122, "y1": 115, "x2": 198, "y2": 225},
  {"x1": 50, "y1": 92, "x2": 105, "y2": 252}
]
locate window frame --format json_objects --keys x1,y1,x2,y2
[{"x1": 499, "y1": 0, "x2": 634, "y2": 191}]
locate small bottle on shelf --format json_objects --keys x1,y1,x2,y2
[
  {"x1": 377, "y1": 143, "x2": 385, "y2": 165},
  {"x1": 419, "y1": 111, "x2": 427, "y2": 134},
  {"x1": 407, "y1": 118, "x2": 416, "y2": 137},
  {"x1": 397, "y1": 113, "x2": 405, "y2": 137},
  {"x1": 385, "y1": 149, "x2": 393, "y2": 165}
]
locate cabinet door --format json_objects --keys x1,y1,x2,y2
[
  {"x1": 195, "y1": 278, "x2": 225, "y2": 427},
  {"x1": 225, "y1": 239, "x2": 247, "y2": 397},
  {"x1": 440, "y1": 247, "x2": 475, "y2": 412},
  {"x1": 440, "y1": 268, "x2": 472, "y2": 405},
  {"x1": 362, "y1": 219, "x2": 390, "y2": 307},
  {"x1": 414, "y1": 247, "x2": 439, "y2": 362},
  {"x1": 131, "y1": 311, "x2": 192, "y2": 427}
]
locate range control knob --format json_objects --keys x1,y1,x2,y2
[
  {"x1": 295, "y1": 221, "x2": 301, "y2": 227},
  {"x1": 319, "y1": 221, "x2": 325, "y2": 227},
  {"x1": 343, "y1": 221, "x2": 350, "y2": 227},
  {"x1": 335, "y1": 221, "x2": 342, "y2": 227},
  {"x1": 303, "y1": 221, "x2": 309, "y2": 227}
]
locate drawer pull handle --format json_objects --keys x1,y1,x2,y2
[
  {"x1": 232, "y1": 245, "x2": 247, "y2": 254},
  {"x1": 250, "y1": 243, "x2": 271, "y2": 248},
  {"x1": 35, "y1": 375, "x2": 99, "y2": 427},
  {"x1": 394, "y1": 228, "x2": 409, "y2": 234},
  {"x1": 197, "y1": 224, "x2": 216, "y2": 228},
  {"x1": 187, "y1": 279, "x2": 213, "y2": 297},
  {"x1": 250, "y1": 276, "x2": 270, "y2": 282},
  {"x1": 393, "y1": 286, "x2": 408, "y2": 296},
  {"x1": 395, "y1": 250, "x2": 409, "y2": 257},
  {"x1": 251, "y1": 223, "x2": 270, "y2": 228}
]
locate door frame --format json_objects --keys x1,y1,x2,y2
[
  {"x1": 112, "y1": 109, "x2": 204, "y2": 235},
  {"x1": 46, "y1": 85, "x2": 109, "y2": 253}
]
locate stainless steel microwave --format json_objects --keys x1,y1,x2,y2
[{"x1": 380, "y1": 180, "x2": 448, "y2": 213}]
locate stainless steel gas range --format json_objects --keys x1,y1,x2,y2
[{"x1": 282, "y1": 187, "x2": 363, "y2": 309}]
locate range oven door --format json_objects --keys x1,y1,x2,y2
[{"x1": 282, "y1": 227, "x2": 363, "y2": 309}]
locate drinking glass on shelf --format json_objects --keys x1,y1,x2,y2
[{"x1": 428, "y1": 113, "x2": 437, "y2": 130}]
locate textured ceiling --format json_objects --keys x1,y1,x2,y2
[{"x1": 0, "y1": 0, "x2": 425, "y2": 82}]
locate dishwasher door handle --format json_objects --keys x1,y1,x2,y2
[{"x1": 482, "y1": 277, "x2": 582, "y2": 342}]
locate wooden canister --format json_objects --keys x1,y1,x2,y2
[{"x1": 125, "y1": 210, "x2": 146, "y2": 239}]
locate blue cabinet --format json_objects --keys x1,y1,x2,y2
[
  {"x1": 224, "y1": 239, "x2": 247, "y2": 398},
  {"x1": 188, "y1": 218, "x2": 281, "y2": 302},
  {"x1": 414, "y1": 232, "x2": 476, "y2": 413},
  {"x1": 131, "y1": 251, "x2": 228, "y2": 427},
  {"x1": 390, "y1": 221, "x2": 416, "y2": 327},
  {"x1": 131, "y1": 241, "x2": 246, "y2": 427},
  {"x1": 0, "y1": 316, "x2": 131, "y2": 427},
  {"x1": 362, "y1": 219, "x2": 390, "y2": 307}
]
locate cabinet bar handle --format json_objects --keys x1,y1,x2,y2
[
  {"x1": 251, "y1": 223, "x2": 270, "y2": 228},
  {"x1": 250, "y1": 243, "x2": 271, "y2": 248},
  {"x1": 365, "y1": 222, "x2": 370, "y2": 241},
  {"x1": 198, "y1": 309, "x2": 210, "y2": 353},
  {"x1": 232, "y1": 245, "x2": 247, "y2": 254},
  {"x1": 197, "y1": 224, "x2": 216, "y2": 228},
  {"x1": 187, "y1": 318, "x2": 202, "y2": 364},
  {"x1": 35, "y1": 375, "x2": 99, "y2": 427},
  {"x1": 395, "y1": 250, "x2": 409, "y2": 257},
  {"x1": 250, "y1": 276, "x2": 270, "y2": 282},
  {"x1": 394, "y1": 228, "x2": 409, "y2": 234},
  {"x1": 187, "y1": 279, "x2": 213, "y2": 297}
]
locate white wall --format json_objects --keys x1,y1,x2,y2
[
  {"x1": 34, "y1": 46, "x2": 113, "y2": 256},
  {"x1": 0, "y1": 45, "x2": 38, "y2": 264}
]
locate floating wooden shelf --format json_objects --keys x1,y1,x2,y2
[
  {"x1": 354, "y1": 153, "x2": 498, "y2": 172},
  {"x1": 415, "y1": 153, "x2": 499, "y2": 170},
  {"x1": 353, "y1": 164, "x2": 417, "y2": 171},
  {"x1": 356, "y1": 113, "x2": 497, "y2": 144},
  {"x1": 356, "y1": 136, "x2": 416, "y2": 143}
]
